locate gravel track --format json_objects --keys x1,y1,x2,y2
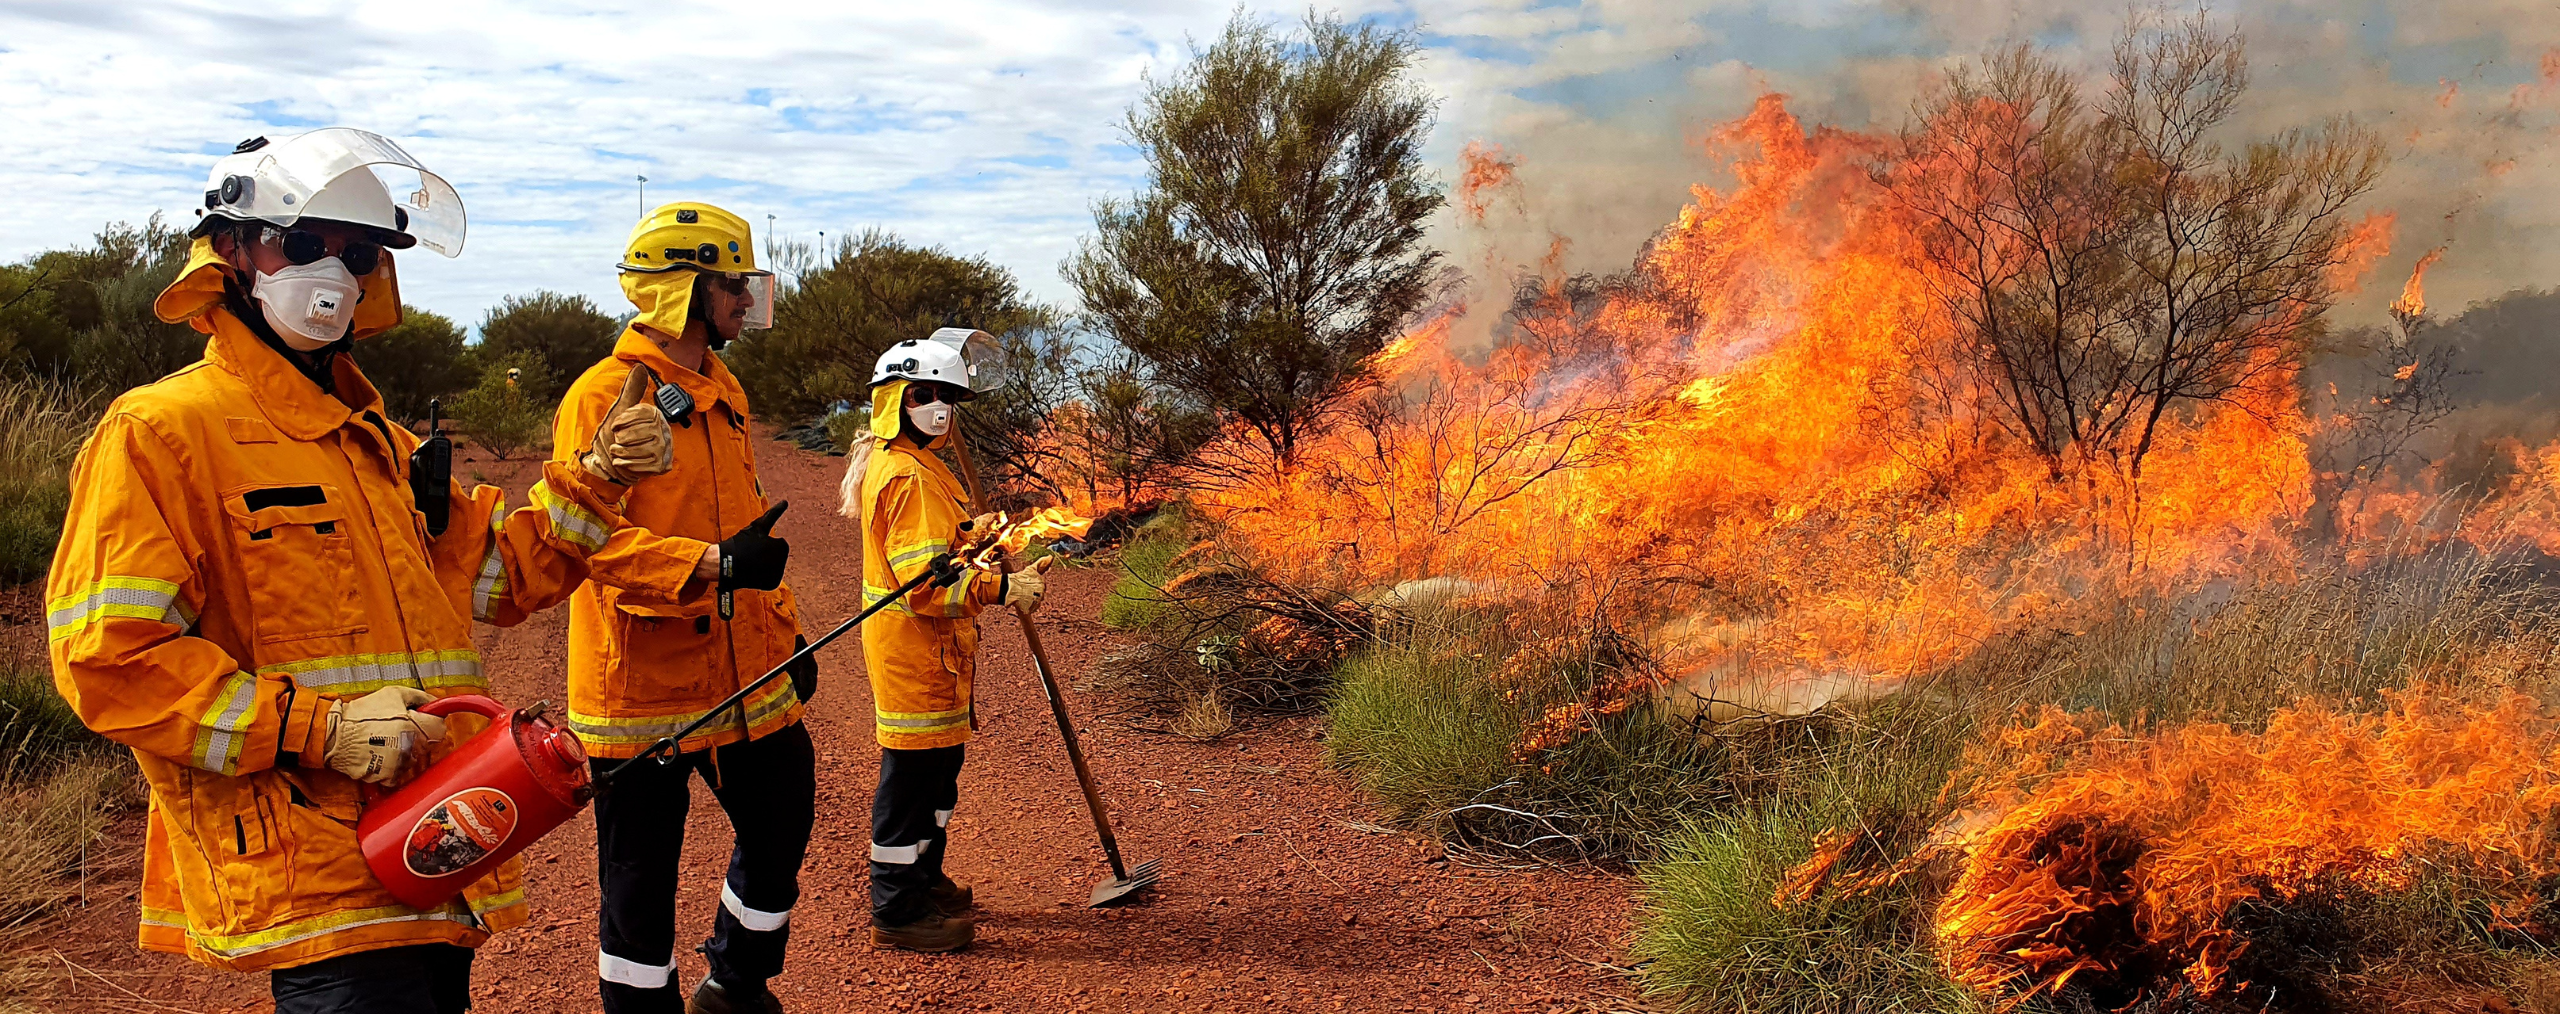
[{"x1": 25, "y1": 438, "x2": 1638, "y2": 1013}]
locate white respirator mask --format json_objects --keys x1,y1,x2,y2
[
  {"x1": 907, "y1": 403, "x2": 954, "y2": 437},
  {"x1": 250, "y1": 258, "x2": 360, "y2": 350}
]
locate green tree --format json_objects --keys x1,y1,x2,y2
[
  {"x1": 447, "y1": 351, "x2": 554, "y2": 461},
  {"x1": 1064, "y1": 11, "x2": 1446, "y2": 465},
  {"x1": 352, "y1": 307, "x2": 474, "y2": 423},
  {"x1": 726, "y1": 228, "x2": 1052, "y2": 421},
  {"x1": 477, "y1": 291, "x2": 618, "y2": 395}
]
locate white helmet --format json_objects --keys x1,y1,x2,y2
[
  {"x1": 192, "y1": 128, "x2": 466, "y2": 256},
  {"x1": 869, "y1": 327, "x2": 1008, "y2": 397}
]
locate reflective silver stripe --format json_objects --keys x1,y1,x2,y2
[
  {"x1": 534, "y1": 481, "x2": 608, "y2": 551},
  {"x1": 565, "y1": 680, "x2": 798, "y2": 744},
  {"x1": 871, "y1": 842, "x2": 920, "y2": 864},
  {"x1": 720, "y1": 883, "x2": 791, "y2": 932},
  {"x1": 876, "y1": 713, "x2": 969, "y2": 730},
  {"x1": 471, "y1": 501, "x2": 507, "y2": 621},
  {"x1": 266, "y1": 651, "x2": 485, "y2": 692},
  {"x1": 47, "y1": 578, "x2": 187, "y2": 640},
  {"x1": 191, "y1": 671, "x2": 260, "y2": 775},
  {"x1": 934, "y1": 808, "x2": 953, "y2": 828},
  {"x1": 886, "y1": 542, "x2": 949, "y2": 570},
  {"x1": 599, "y1": 950, "x2": 675, "y2": 988},
  {"x1": 185, "y1": 904, "x2": 478, "y2": 960},
  {"x1": 860, "y1": 585, "x2": 918, "y2": 617}
]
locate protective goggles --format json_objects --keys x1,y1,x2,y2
[
  {"x1": 261, "y1": 225, "x2": 383, "y2": 276},
  {"x1": 905, "y1": 382, "x2": 966, "y2": 406},
  {"x1": 704, "y1": 272, "x2": 777, "y2": 331}
]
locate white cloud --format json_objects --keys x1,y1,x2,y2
[{"x1": 6, "y1": 0, "x2": 2557, "y2": 335}]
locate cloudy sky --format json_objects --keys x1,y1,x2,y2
[{"x1": 5, "y1": 1, "x2": 2554, "y2": 333}]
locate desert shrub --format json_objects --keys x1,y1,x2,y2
[
  {"x1": 1100, "y1": 507, "x2": 1189, "y2": 632},
  {"x1": 0, "y1": 379, "x2": 99, "y2": 583},
  {"x1": 353, "y1": 307, "x2": 474, "y2": 423},
  {"x1": 476, "y1": 291, "x2": 617, "y2": 398},
  {"x1": 447, "y1": 351, "x2": 554, "y2": 461}
]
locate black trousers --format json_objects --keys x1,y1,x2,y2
[
  {"x1": 591, "y1": 721, "x2": 815, "y2": 1014},
  {"x1": 272, "y1": 943, "x2": 473, "y2": 1013},
  {"x1": 871, "y1": 744, "x2": 965, "y2": 926}
]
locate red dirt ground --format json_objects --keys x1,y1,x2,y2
[{"x1": 18, "y1": 438, "x2": 1642, "y2": 1013}]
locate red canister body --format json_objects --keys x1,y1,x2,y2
[{"x1": 358, "y1": 695, "x2": 592, "y2": 910}]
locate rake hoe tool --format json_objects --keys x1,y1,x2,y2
[{"x1": 950, "y1": 428, "x2": 1161, "y2": 907}]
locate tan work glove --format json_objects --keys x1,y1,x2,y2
[
  {"x1": 1002, "y1": 556, "x2": 1053, "y2": 613},
  {"x1": 321, "y1": 686, "x2": 449, "y2": 786},
  {"x1": 581, "y1": 364, "x2": 674, "y2": 485}
]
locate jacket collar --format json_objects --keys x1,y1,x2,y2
[
  {"x1": 614, "y1": 327, "x2": 745, "y2": 416},
  {"x1": 202, "y1": 307, "x2": 388, "y2": 442},
  {"x1": 888, "y1": 433, "x2": 973, "y2": 510}
]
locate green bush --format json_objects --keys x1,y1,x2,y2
[
  {"x1": 1100, "y1": 507, "x2": 1188, "y2": 631},
  {"x1": 1634, "y1": 804, "x2": 1976, "y2": 1013},
  {"x1": 448, "y1": 351, "x2": 555, "y2": 461},
  {"x1": 0, "y1": 379, "x2": 98, "y2": 583},
  {"x1": 353, "y1": 307, "x2": 475, "y2": 424},
  {"x1": 1325, "y1": 622, "x2": 1749, "y2": 861},
  {"x1": 476, "y1": 291, "x2": 617, "y2": 399}
]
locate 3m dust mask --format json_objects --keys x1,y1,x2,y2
[
  {"x1": 907, "y1": 402, "x2": 954, "y2": 437},
  {"x1": 252, "y1": 258, "x2": 360, "y2": 350}
]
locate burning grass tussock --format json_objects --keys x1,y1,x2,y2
[{"x1": 1933, "y1": 688, "x2": 2560, "y2": 1008}]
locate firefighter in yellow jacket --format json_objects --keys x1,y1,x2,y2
[
  {"x1": 46, "y1": 129, "x2": 673, "y2": 1014},
  {"x1": 551, "y1": 202, "x2": 811, "y2": 1014},
  {"x1": 844, "y1": 331, "x2": 1044, "y2": 953}
]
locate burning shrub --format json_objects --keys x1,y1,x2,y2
[{"x1": 1934, "y1": 690, "x2": 2560, "y2": 1008}]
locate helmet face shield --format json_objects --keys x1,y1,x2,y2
[
  {"x1": 202, "y1": 128, "x2": 466, "y2": 256},
  {"x1": 740, "y1": 272, "x2": 775, "y2": 331},
  {"x1": 925, "y1": 327, "x2": 1007, "y2": 394}
]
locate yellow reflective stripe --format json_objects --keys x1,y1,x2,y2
[
  {"x1": 470, "y1": 885, "x2": 527, "y2": 916},
  {"x1": 48, "y1": 575, "x2": 189, "y2": 641},
  {"x1": 566, "y1": 678, "x2": 798, "y2": 745},
  {"x1": 875, "y1": 705, "x2": 970, "y2": 730},
  {"x1": 140, "y1": 906, "x2": 188, "y2": 930},
  {"x1": 189, "y1": 671, "x2": 260, "y2": 776},
  {"x1": 885, "y1": 541, "x2": 949, "y2": 570},
  {"x1": 258, "y1": 650, "x2": 485, "y2": 695},
  {"x1": 471, "y1": 494, "x2": 508, "y2": 621},
  {"x1": 531, "y1": 480, "x2": 607, "y2": 552},
  {"x1": 861, "y1": 584, "x2": 918, "y2": 617},
  {"x1": 175, "y1": 901, "x2": 481, "y2": 960}
]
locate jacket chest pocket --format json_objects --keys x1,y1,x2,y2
[{"x1": 225, "y1": 484, "x2": 369, "y2": 644}]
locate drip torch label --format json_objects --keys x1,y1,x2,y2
[{"x1": 404, "y1": 787, "x2": 518, "y2": 878}]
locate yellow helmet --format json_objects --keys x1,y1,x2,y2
[
  {"x1": 620, "y1": 201, "x2": 766, "y2": 276},
  {"x1": 617, "y1": 201, "x2": 775, "y2": 339}
]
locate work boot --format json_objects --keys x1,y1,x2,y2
[
  {"x1": 872, "y1": 912, "x2": 976, "y2": 953},
  {"x1": 928, "y1": 876, "x2": 974, "y2": 917},
  {"x1": 686, "y1": 974, "x2": 785, "y2": 1014}
]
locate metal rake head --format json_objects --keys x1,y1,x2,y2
[{"x1": 1088, "y1": 858, "x2": 1162, "y2": 907}]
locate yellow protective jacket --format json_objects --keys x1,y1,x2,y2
[
  {"x1": 549, "y1": 328, "x2": 805, "y2": 759},
  {"x1": 48, "y1": 254, "x2": 631, "y2": 972},
  {"x1": 856, "y1": 381, "x2": 1004, "y2": 750}
]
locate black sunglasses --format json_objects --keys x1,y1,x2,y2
[
  {"x1": 907, "y1": 383, "x2": 964, "y2": 406},
  {"x1": 265, "y1": 227, "x2": 382, "y2": 276}
]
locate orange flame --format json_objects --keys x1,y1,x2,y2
[
  {"x1": 2390, "y1": 246, "x2": 2446, "y2": 320},
  {"x1": 1457, "y1": 139, "x2": 1521, "y2": 222},
  {"x1": 1937, "y1": 689, "x2": 2560, "y2": 1000}
]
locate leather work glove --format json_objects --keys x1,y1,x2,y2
[
  {"x1": 719, "y1": 501, "x2": 791, "y2": 592},
  {"x1": 1002, "y1": 556, "x2": 1052, "y2": 613},
  {"x1": 581, "y1": 365, "x2": 675, "y2": 485},
  {"x1": 322, "y1": 686, "x2": 448, "y2": 786}
]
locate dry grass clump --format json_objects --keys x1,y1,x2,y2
[
  {"x1": 0, "y1": 665, "x2": 137, "y2": 1008},
  {"x1": 0, "y1": 378, "x2": 98, "y2": 583}
]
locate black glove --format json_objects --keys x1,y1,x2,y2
[
  {"x1": 719, "y1": 502, "x2": 791, "y2": 592},
  {"x1": 717, "y1": 502, "x2": 790, "y2": 621},
  {"x1": 787, "y1": 634, "x2": 817, "y2": 704}
]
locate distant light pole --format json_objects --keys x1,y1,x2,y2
[{"x1": 636, "y1": 175, "x2": 648, "y2": 216}]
